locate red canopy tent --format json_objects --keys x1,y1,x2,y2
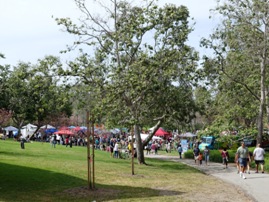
[
  {"x1": 154, "y1": 128, "x2": 171, "y2": 137},
  {"x1": 73, "y1": 126, "x2": 83, "y2": 132},
  {"x1": 54, "y1": 130, "x2": 74, "y2": 135}
]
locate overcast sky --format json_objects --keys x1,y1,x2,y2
[{"x1": 0, "y1": 0, "x2": 219, "y2": 67}]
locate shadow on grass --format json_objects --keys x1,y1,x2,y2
[
  {"x1": 0, "y1": 150, "x2": 46, "y2": 158},
  {"x1": 78, "y1": 183, "x2": 184, "y2": 201},
  {"x1": 0, "y1": 162, "x2": 184, "y2": 202}
]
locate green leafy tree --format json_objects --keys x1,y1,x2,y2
[
  {"x1": 6, "y1": 62, "x2": 35, "y2": 129},
  {"x1": 193, "y1": 86, "x2": 215, "y2": 129},
  {"x1": 6, "y1": 57, "x2": 72, "y2": 135},
  {"x1": 29, "y1": 56, "x2": 73, "y2": 128},
  {"x1": 0, "y1": 56, "x2": 10, "y2": 110},
  {"x1": 56, "y1": 0, "x2": 199, "y2": 164},
  {"x1": 0, "y1": 55, "x2": 12, "y2": 129},
  {"x1": 201, "y1": 0, "x2": 269, "y2": 143}
]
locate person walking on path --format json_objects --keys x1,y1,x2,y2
[
  {"x1": 146, "y1": 153, "x2": 269, "y2": 202},
  {"x1": 193, "y1": 145, "x2": 200, "y2": 164},
  {"x1": 177, "y1": 144, "x2": 183, "y2": 159},
  {"x1": 203, "y1": 146, "x2": 210, "y2": 166},
  {"x1": 221, "y1": 148, "x2": 229, "y2": 169},
  {"x1": 235, "y1": 142, "x2": 250, "y2": 179},
  {"x1": 253, "y1": 143, "x2": 265, "y2": 173}
]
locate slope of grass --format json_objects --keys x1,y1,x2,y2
[{"x1": 0, "y1": 140, "x2": 248, "y2": 201}]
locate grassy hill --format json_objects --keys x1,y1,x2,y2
[{"x1": 0, "y1": 139, "x2": 250, "y2": 201}]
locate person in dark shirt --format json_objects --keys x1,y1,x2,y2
[
  {"x1": 177, "y1": 144, "x2": 183, "y2": 159},
  {"x1": 193, "y1": 145, "x2": 200, "y2": 164}
]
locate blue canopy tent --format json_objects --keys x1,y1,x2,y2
[
  {"x1": 4, "y1": 126, "x2": 18, "y2": 138},
  {"x1": 4, "y1": 126, "x2": 18, "y2": 131},
  {"x1": 39, "y1": 124, "x2": 57, "y2": 135},
  {"x1": 45, "y1": 128, "x2": 57, "y2": 134}
]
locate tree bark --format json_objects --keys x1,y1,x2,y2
[
  {"x1": 257, "y1": 22, "x2": 268, "y2": 144},
  {"x1": 266, "y1": 86, "x2": 269, "y2": 131},
  {"x1": 134, "y1": 124, "x2": 145, "y2": 164},
  {"x1": 257, "y1": 56, "x2": 266, "y2": 144},
  {"x1": 142, "y1": 118, "x2": 164, "y2": 148}
]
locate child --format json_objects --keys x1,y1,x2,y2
[
  {"x1": 221, "y1": 148, "x2": 229, "y2": 169},
  {"x1": 198, "y1": 152, "x2": 203, "y2": 165}
]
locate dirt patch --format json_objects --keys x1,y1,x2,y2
[
  {"x1": 119, "y1": 173, "x2": 147, "y2": 178},
  {"x1": 62, "y1": 186, "x2": 121, "y2": 198},
  {"x1": 61, "y1": 181, "x2": 255, "y2": 202}
]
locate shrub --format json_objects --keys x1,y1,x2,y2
[{"x1": 183, "y1": 148, "x2": 238, "y2": 163}]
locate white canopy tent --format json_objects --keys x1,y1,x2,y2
[
  {"x1": 128, "y1": 134, "x2": 162, "y2": 142},
  {"x1": 4, "y1": 126, "x2": 18, "y2": 131},
  {"x1": 178, "y1": 132, "x2": 197, "y2": 138},
  {"x1": 20, "y1": 123, "x2": 37, "y2": 138},
  {"x1": 41, "y1": 124, "x2": 55, "y2": 129},
  {"x1": 141, "y1": 134, "x2": 162, "y2": 141}
]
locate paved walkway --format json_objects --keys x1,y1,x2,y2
[{"x1": 146, "y1": 154, "x2": 269, "y2": 202}]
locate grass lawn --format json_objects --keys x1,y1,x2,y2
[{"x1": 0, "y1": 140, "x2": 249, "y2": 202}]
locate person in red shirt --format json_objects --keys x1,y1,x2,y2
[
  {"x1": 65, "y1": 136, "x2": 69, "y2": 147},
  {"x1": 221, "y1": 148, "x2": 229, "y2": 169}
]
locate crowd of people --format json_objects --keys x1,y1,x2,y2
[
  {"x1": 77, "y1": 133, "x2": 191, "y2": 159},
  {"x1": 46, "y1": 132, "x2": 269, "y2": 179},
  {"x1": 191, "y1": 141, "x2": 266, "y2": 179},
  {"x1": 45, "y1": 132, "x2": 177, "y2": 159},
  {"x1": 235, "y1": 142, "x2": 265, "y2": 179},
  {"x1": 3, "y1": 127, "x2": 266, "y2": 176}
]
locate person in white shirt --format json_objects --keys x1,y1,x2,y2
[
  {"x1": 253, "y1": 144, "x2": 265, "y2": 173},
  {"x1": 114, "y1": 142, "x2": 119, "y2": 158}
]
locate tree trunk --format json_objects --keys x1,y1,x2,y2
[
  {"x1": 142, "y1": 118, "x2": 164, "y2": 148},
  {"x1": 266, "y1": 86, "x2": 269, "y2": 131},
  {"x1": 134, "y1": 124, "x2": 145, "y2": 164},
  {"x1": 257, "y1": 56, "x2": 266, "y2": 144}
]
